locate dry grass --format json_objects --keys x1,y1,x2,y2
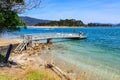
[
  {"x1": 14, "y1": 67, "x2": 61, "y2": 80},
  {"x1": 0, "y1": 74, "x2": 12, "y2": 80},
  {"x1": 0, "y1": 67, "x2": 61, "y2": 80}
]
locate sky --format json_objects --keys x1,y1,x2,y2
[{"x1": 20, "y1": 0, "x2": 120, "y2": 24}]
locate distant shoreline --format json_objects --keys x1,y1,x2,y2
[
  {"x1": 27, "y1": 26, "x2": 119, "y2": 28},
  {"x1": 27, "y1": 26, "x2": 86, "y2": 28}
]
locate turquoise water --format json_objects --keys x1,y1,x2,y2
[
  {"x1": 44, "y1": 27, "x2": 120, "y2": 79},
  {"x1": 1, "y1": 27, "x2": 120, "y2": 79}
]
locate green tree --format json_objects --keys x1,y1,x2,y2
[
  {"x1": 35, "y1": 19, "x2": 85, "y2": 27},
  {"x1": 0, "y1": 0, "x2": 42, "y2": 32},
  {"x1": 0, "y1": 10, "x2": 26, "y2": 32}
]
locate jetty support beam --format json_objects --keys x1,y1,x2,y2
[
  {"x1": 4, "y1": 44, "x2": 13, "y2": 63},
  {"x1": 47, "y1": 38, "x2": 52, "y2": 44}
]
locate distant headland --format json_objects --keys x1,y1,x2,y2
[{"x1": 20, "y1": 16, "x2": 120, "y2": 27}]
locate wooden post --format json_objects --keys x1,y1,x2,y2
[
  {"x1": 23, "y1": 35, "x2": 32, "y2": 46},
  {"x1": 24, "y1": 45, "x2": 27, "y2": 50},
  {"x1": 4, "y1": 44, "x2": 13, "y2": 63},
  {"x1": 73, "y1": 26, "x2": 76, "y2": 33},
  {"x1": 47, "y1": 39, "x2": 52, "y2": 44}
]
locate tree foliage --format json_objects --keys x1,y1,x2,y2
[
  {"x1": 0, "y1": 0, "x2": 42, "y2": 32},
  {"x1": 88, "y1": 23, "x2": 112, "y2": 27},
  {"x1": 0, "y1": 10, "x2": 26, "y2": 32},
  {"x1": 35, "y1": 19, "x2": 85, "y2": 27}
]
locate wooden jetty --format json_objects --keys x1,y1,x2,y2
[
  {"x1": 14, "y1": 33, "x2": 87, "y2": 54},
  {"x1": 32, "y1": 33, "x2": 86, "y2": 40}
]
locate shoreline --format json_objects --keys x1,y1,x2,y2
[
  {"x1": 0, "y1": 38, "x2": 120, "y2": 80},
  {"x1": 0, "y1": 41, "x2": 71, "y2": 79},
  {"x1": 40, "y1": 43, "x2": 120, "y2": 80},
  {"x1": 0, "y1": 43, "x2": 61, "y2": 80},
  {"x1": 0, "y1": 40, "x2": 92, "y2": 80},
  {"x1": 27, "y1": 26, "x2": 120, "y2": 29},
  {"x1": 27, "y1": 26, "x2": 86, "y2": 28},
  {"x1": 0, "y1": 38, "x2": 23, "y2": 47}
]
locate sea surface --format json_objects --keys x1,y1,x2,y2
[{"x1": 1, "y1": 27, "x2": 120, "y2": 79}]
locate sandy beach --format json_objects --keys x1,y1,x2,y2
[
  {"x1": 0, "y1": 36, "x2": 88, "y2": 80},
  {"x1": 0, "y1": 38, "x2": 23, "y2": 47},
  {"x1": 0, "y1": 49, "x2": 60, "y2": 80},
  {"x1": 0, "y1": 37, "x2": 119, "y2": 80},
  {"x1": 0, "y1": 37, "x2": 70, "y2": 80}
]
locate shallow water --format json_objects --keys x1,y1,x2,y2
[{"x1": 1, "y1": 27, "x2": 120, "y2": 79}]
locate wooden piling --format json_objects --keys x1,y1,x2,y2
[{"x1": 47, "y1": 38, "x2": 52, "y2": 44}]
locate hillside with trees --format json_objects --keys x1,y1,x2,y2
[
  {"x1": 35, "y1": 19, "x2": 85, "y2": 27},
  {"x1": 88, "y1": 23, "x2": 113, "y2": 27},
  {"x1": 20, "y1": 16, "x2": 50, "y2": 26}
]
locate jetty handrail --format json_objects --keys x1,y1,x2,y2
[
  {"x1": 14, "y1": 32, "x2": 87, "y2": 54},
  {"x1": 31, "y1": 33, "x2": 81, "y2": 40},
  {"x1": 14, "y1": 35, "x2": 31, "y2": 54}
]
